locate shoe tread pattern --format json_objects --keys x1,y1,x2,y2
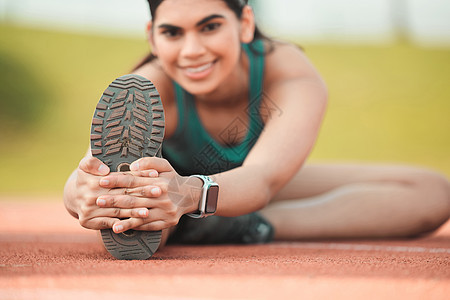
[
  {"x1": 90, "y1": 74, "x2": 164, "y2": 260},
  {"x1": 90, "y1": 74, "x2": 164, "y2": 170}
]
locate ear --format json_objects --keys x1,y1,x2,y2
[
  {"x1": 146, "y1": 21, "x2": 158, "y2": 56},
  {"x1": 239, "y1": 5, "x2": 256, "y2": 44}
]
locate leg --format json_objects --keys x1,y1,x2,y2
[{"x1": 260, "y1": 163, "x2": 450, "y2": 240}]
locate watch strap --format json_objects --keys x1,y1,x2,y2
[{"x1": 186, "y1": 175, "x2": 218, "y2": 218}]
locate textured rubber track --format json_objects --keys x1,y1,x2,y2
[{"x1": 90, "y1": 74, "x2": 164, "y2": 260}]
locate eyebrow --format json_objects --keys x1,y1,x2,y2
[
  {"x1": 196, "y1": 14, "x2": 225, "y2": 26},
  {"x1": 158, "y1": 14, "x2": 225, "y2": 30}
]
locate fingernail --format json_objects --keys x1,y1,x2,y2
[
  {"x1": 151, "y1": 187, "x2": 160, "y2": 196},
  {"x1": 98, "y1": 164, "x2": 109, "y2": 175},
  {"x1": 139, "y1": 209, "x2": 148, "y2": 217},
  {"x1": 149, "y1": 170, "x2": 158, "y2": 177},
  {"x1": 114, "y1": 224, "x2": 123, "y2": 233},
  {"x1": 96, "y1": 198, "x2": 106, "y2": 206},
  {"x1": 130, "y1": 162, "x2": 139, "y2": 171},
  {"x1": 99, "y1": 179, "x2": 109, "y2": 186}
]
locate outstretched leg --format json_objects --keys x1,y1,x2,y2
[{"x1": 260, "y1": 163, "x2": 450, "y2": 240}]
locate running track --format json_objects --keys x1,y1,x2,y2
[{"x1": 0, "y1": 197, "x2": 449, "y2": 299}]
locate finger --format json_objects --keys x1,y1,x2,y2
[
  {"x1": 147, "y1": 169, "x2": 159, "y2": 177},
  {"x1": 80, "y1": 216, "x2": 119, "y2": 230},
  {"x1": 112, "y1": 217, "x2": 147, "y2": 233},
  {"x1": 133, "y1": 221, "x2": 172, "y2": 232},
  {"x1": 126, "y1": 185, "x2": 162, "y2": 197},
  {"x1": 127, "y1": 169, "x2": 158, "y2": 178},
  {"x1": 112, "y1": 208, "x2": 165, "y2": 233},
  {"x1": 96, "y1": 193, "x2": 160, "y2": 208},
  {"x1": 91, "y1": 207, "x2": 149, "y2": 219},
  {"x1": 130, "y1": 157, "x2": 172, "y2": 172},
  {"x1": 112, "y1": 208, "x2": 177, "y2": 233},
  {"x1": 114, "y1": 220, "x2": 170, "y2": 233},
  {"x1": 79, "y1": 156, "x2": 110, "y2": 176},
  {"x1": 99, "y1": 173, "x2": 155, "y2": 188}
]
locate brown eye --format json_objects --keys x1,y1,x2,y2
[
  {"x1": 202, "y1": 23, "x2": 221, "y2": 32},
  {"x1": 162, "y1": 28, "x2": 181, "y2": 38}
]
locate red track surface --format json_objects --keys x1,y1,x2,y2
[{"x1": 1, "y1": 197, "x2": 449, "y2": 299}]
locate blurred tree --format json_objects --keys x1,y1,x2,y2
[{"x1": 0, "y1": 50, "x2": 50, "y2": 136}]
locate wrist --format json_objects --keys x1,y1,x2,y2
[
  {"x1": 180, "y1": 176, "x2": 203, "y2": 215},
  {"x1": 185, "y1": 175, "x2": 219, "y2": 218}
]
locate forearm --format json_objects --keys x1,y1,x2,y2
[
  {"x1": 209, "y1": 165, "x2": 274, "y2": 217},
  {"x1": 207, "y1": 96, "x2": 325, "y2": 217}
]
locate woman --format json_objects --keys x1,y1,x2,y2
[{"x1": 64, "y1": 0, "x2": 450, "y2": 254}]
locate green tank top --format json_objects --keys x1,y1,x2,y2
[{"x1": 162, "y1": 39, "x2": 265, "y2": 176}]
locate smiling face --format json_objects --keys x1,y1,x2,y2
[{"x1": 150, "y1": 0, "x2": 254, "y2": 96}]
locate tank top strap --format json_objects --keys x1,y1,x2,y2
[
  {"x1": 243, "y1": 39, "x2": 265, "y2": 105},
  {"x1": 242, "y1": 39, "x2": 265, "y2": 130},
  {"x1": 169, "y1": 80, "x2": 189, "y2": 139}
]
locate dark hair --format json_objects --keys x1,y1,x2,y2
[{"x1": 133, "y1": 0, "x2": 271, "y2": 70}]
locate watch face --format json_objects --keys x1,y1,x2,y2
[{"x1": 205, "y1": 185, "x2": 219, "y2": 214}]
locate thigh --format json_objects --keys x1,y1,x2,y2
[{"x1": 272, "y1": 162, "x2": 433, "y2": 202}]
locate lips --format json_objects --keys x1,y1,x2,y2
[
  {"x1": 181, "y1": 60, "x2": 216, "y2": 80},
  {"x1": 185, "y1": 62, "x2": 213, "y2": 73}
]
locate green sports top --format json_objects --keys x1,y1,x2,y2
[{"x1": 162, "y1": 39, "x2": 265, "y2": 176}]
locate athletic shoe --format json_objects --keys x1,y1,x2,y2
[
  {"x1": 90, "y1": 74, "x2": 165, "y2": 260},
  {"x1": 168, "y1": 213, "x2": 274, "y2": 245}
]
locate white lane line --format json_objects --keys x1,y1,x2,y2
[
  {"x1": 270, "y1": 242, "x2": 450, "y2": 254},
  {"x1": 1, "y1": 234, "x2": 449, "y2": 254}
]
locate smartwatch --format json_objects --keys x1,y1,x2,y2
[{"x1": 186, "y1": 175, "x2": 219, "y2": 218}]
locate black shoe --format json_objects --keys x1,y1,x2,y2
[
  {"x1": 168, "y1": 213, "x2": 274, "y2": 245},
  {"x1": 90, "y1": 74, "x2": 165, "y2": 260}
]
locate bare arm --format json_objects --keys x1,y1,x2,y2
[
  {"x1": 208, "y1": 43, "x2": 328, "y2": 215},
  {"x1": 215, "y1": 77, "x2": 327, "y2": 215}
]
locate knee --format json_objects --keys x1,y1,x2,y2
[
  {"x1": 407, "y1": 168, "x2": 450, "y2": 234},
  {"x1": 412, "y1": 168, "x2": 450, "y2": 206}
]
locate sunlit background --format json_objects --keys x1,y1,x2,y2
[{"x1": 0, "y1": 0, "x2": 449, "y2": 196}]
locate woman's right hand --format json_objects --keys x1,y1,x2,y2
[{"x1": 72, "y1": 156, "x2": 151, "y2": 230}]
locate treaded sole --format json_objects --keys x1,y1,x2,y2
[{"x1": 90, "y1": 74, "x2": 164, "y2": 260}]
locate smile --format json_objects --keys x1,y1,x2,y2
[
  {"x1": 186, "y1": 62, "x2": 214, "y2": 73},
  {"x1": 181, "y1": 61, "x2": 216, "y2": 80}
]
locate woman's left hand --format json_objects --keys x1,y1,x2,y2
[{"x1": 96, "y1": 157, "x2": 201, "y2": 233}]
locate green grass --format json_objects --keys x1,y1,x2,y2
[
  {"x1": 305, "y1": 43, "x2": 450, "y2": 169},
  {"x1": 0, "y1": 23, "x2": 449, "y2": 195}
]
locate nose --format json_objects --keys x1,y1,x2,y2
[{"x1": 180, "y1": 33, "x2": 206, "y2": 59}]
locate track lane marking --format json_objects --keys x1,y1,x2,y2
[{"x1": 270, "y1": 242, "x2": 450, "y2": 254}]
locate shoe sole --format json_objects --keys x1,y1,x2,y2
[{"x1": 90, "y1": 74, "x2": 165, "y2": 260}]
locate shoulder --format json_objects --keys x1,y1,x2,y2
[
  {"x1": 134, "y1": 59, "x2": 175, "y2": 105},
  {"x1": 262, "y1": 40, "x2": 326, "y2": 88},
  {"x1": 134, "y1": 59, "x2": 178, "y2": 137},
  {"x1": 257, "y1": 39, "x2": 328, "y2": 123}
]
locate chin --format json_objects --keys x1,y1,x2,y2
[{"x1": 179, "y1": 79, "x2": 219, "y2": 97}]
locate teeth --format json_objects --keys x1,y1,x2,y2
[{"x1": 186, "y1": 62, "x2": 213, "y2": 73}]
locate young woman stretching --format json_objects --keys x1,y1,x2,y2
[{"x1": 63, "y1": 0, "x2": 450, "y2": 257}]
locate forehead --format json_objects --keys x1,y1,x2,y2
[{"x1": 154, "y1": 0, "x2": 233, "y2": 24}]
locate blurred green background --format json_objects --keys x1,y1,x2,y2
[{"x1": 0, "y1": 23, "x2": 449, "y2": 196}]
